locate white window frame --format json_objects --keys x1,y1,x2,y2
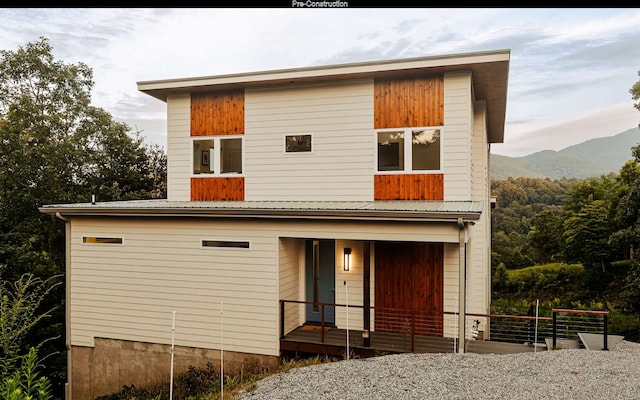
[
  {"x1": 374, "y1": 126, "x2": 443, "y2": 174},
  {"x1": 192, "y1": 135, "x2": 244, "y2": 177},
  {"x1": 283, "y1": 133, "x2": 314, "y2": 154}
]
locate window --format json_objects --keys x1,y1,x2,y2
[
  {"x1": 285, "y1": 134, "x2": 312, "y2": 153},
  {"x1": 83, "y1": 236, "x2": 123, "y2": 244},
  {"x1": 377, "y1": 128, "x2": 441, "y2": 172},
  {"x1": 202, "y1": 240, "x2": 250, "y2": 248},
  {"x1": 193, "y1": 136, "x2": 243, "y2": 175}
]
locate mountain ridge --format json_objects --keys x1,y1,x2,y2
[{"x1": 490, "y1": 127, "x2": 640, "y2": 180}]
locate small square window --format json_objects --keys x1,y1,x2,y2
[{"x1": 285, "y1": 134, "x2": 312, "y2": 153}]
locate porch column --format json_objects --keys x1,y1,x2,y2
[
  {"x1": 458, "y1": 218, "x2": 467, "y2": 354},
  {"x1": 363, "y1": 241, "x2": 371, "y2": 347}
]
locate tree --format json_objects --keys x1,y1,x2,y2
[
  {"x1": 631, "y1": 69, "x2": 640, "y2": 117},
  {"x1": 0, "y1": 37, "x2": 167, "y2": 396}
]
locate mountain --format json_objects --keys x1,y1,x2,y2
[{"x1": 490, "y1": 127, "x2": 640, "y2": 180}]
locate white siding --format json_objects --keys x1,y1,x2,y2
[
  {"x1": 244, "y1": 80, "x2": 374, "y2": 201},
  {"x1": 279, "y1": 238, "x2": 302, "y2": 334},
  {"x1": 469, "y1": 101, "x2": 491, "y2": 315},
  {"x1": 166, "y1": 94, "x2": 191, "y2": 201},
  {"x1": 443, "y1": 242, "x2": 460, "y2": 337},
  {"x1": 70, "y1": 218, "x2": 280, "y2": 355},
  {"x1": 443, "y1": 72, "x2": 472, "y2": 201},
  {"x1": 70, "y1": 218, "x2": 461, "y2": 356}
]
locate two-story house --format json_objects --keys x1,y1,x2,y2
[{"x1": 40, "y1": 48, "x2": 510, "y2": 400}]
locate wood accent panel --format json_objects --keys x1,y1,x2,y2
[
  {"x1": 374, "y1": 242, "x2": 443, "y2": 336},
  {"x1": 190, "y1": 177, "x2": 244, "y2": 201},
  {"x1": 374, "y1": 76, "x2": 444, "y2": 129},
  {"x1": 374, "y1": 174, "x2": 443, "y2": 200},
  {"x1": 191, "y1": 90, "x2": 244, "y2": 136}
]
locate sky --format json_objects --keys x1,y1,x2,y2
[{"x1": 0, "y1": 7, "x2": 639, "y2": 157}]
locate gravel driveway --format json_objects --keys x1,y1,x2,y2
[{"x1": 237, "y1": 340, "x2": 640, "y2": 400}]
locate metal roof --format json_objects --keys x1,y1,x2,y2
[{"x1": 40, "y1": 200, "x2": 484, "y2": 222}]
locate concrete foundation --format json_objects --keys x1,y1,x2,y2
[{"x1": 70, "y1": 338, "x2": 279, "y2": 400}]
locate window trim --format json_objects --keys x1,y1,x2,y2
[
  {"x1": 283, "y1": 133, "x2": 314, "y2": 154},
  {"x1": 201, "y1": 238, "x2": 251, "y2": 249},
  {"x1": 374, "y1": 126, "x2": 443, "y2": 174},
  {"x1": 192, "y1": 135, "x2": 244, "y2": 177}
]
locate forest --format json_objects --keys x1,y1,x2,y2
[{"x1": 0, "y1": 36, "x2": 639, "y2": 399}]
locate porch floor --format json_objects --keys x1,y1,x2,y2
[{"x1": 280, "y1": 324, "x2": 456, "y2": 357}]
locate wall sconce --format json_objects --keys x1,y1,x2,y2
[{"x1": 343, "y1": 247, "x2": 352, "y2": 271}]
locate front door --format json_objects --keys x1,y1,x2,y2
[
  {"x1": 374, "y1": 241, "x2": 443, "y2": 335},
  {"x1": 305, "y1": 239, "x2": 336, "y2": 325}
]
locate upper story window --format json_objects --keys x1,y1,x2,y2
[
  {"x1": 193, "y1": 136, "x2": 243, "y2": 175},
  {"x1": 376, "y1": 127, "x2": 441, "y2": 173},
  {"x1": 285, "y1": 134, "x2": 312, "y2": 153}
]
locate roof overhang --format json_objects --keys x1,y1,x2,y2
[
  {"x1": 40, "y1": 200, "x2": 483, "y2": 224},
  {"x1": 137, "y1": 49, "x2": 510, "y2": 143}
]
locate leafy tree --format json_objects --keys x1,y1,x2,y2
[
  {"x1": 528, "y1": 206, "x2": 564, "y2": 263},
  {"x1": 631, "y1": 69, "x2": 640, "y2": 116},
  {"x1": 0, "y1": 37, "x2": 167, "y2": 396}
]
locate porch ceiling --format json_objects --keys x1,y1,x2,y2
[{"x1": 40, "y1": 200, "x2": 484, "y2": 222}]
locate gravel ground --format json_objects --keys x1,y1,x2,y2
[{"x1": 236, "y1": 340, "x2": 640, "y2": 400}]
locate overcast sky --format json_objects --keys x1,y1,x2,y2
[{"x1": 1, "y1": 8, "x2": 639, "y2": 157}]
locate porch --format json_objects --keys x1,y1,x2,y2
[{"x1": 279, "y1": 300, "x2": 614, "y2": 357}]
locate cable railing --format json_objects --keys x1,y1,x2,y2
[{"x1": 279, "y1": 300, "x2": 611, "y2": 355}]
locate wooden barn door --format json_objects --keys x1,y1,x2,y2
[{"x1": 374, "y1": 241, "x2": 443, "y2": 336}]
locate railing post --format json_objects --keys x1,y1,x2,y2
[
  {"x1": 603, "y1": 313, "x2": 608, "y2": 351},
  {"x1": 280, "y1": 300, "x2": 285, "y2": 339},
  {"x1": 411, "y1": 311, "x2": 415, "y2": 352},
  {"x1": 321, "y1": 304, "x2": 325, "y2": 343},
  {"x1": 552, "y1": 311, "x2": 557, "y2": 349}
]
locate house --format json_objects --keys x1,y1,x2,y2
[{"x1": 40, "y1": 49, "x2": 510, "y2": 400}]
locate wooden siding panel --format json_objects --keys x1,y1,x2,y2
[
  {"x1": 191, "y1": 90, "x2": 244, "y2": 136},
  {"x1": 373, "y1": 174, "x2": 443, "y2": 200},
  {"x1": 374, "y1": 76, "x2": 444, "y2": 129},
  {"x1": 374, "y1": 242, "x2": 443, "y2": 336},
  {"x1": 191, "y1": 177, "x2": 245, "y2": 201}
]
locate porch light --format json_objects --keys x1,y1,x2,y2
[{"x1": 343, "y1": 247, "x2": 352, "y2": 271}]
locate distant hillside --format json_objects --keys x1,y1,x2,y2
[{"x1": 491, "y1": 127, "x2": 640, "y2": 180}]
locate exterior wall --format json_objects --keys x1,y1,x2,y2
[
  {"x1": 71, "y1": 339, "x2": 278, "y2": 400},
  {"x1": 244, "y1": 80, "x2": 374, "y2": 201},
  {"x1": 279, "y1": 237, "x2": 302, "y2": 334},
  {"x1": 469, "y1": 101, "x2": 491, "y2": 315},
  {"x1": 166, "y1": 94, "x2": 191, "y2": 201},
  {"x1": 443, "y1": 242, "x2": 460, "y2": 337},
  {"x1": 443, "y1": 72, "x2": 472, "y2": 201},
  {"x1": 69, "y1": 217, "x2": 460, "y2": 351},
  {"x1": 70, "y1": 218, "x2": 281, "y2": 356}
]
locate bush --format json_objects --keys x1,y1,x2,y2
[{"x1": 496, "y1": 263, "x2": 586, "y2": 301}]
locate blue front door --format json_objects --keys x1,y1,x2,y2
[{"x1": 305, "y1": 239, "x2": 335, "y2": 325}]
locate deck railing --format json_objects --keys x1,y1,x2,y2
[{"x1": 280, "y1": 300, "x2": 611, "y2": 355}]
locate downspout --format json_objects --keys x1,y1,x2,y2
[
  {"x1": 457, "y1": 217, "x2": 466, "y2": 354},
  {"x1": 56, "y1": 212, "x2": 72, "y2": 400}
]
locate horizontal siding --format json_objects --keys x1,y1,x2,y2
[
  {"x1": 279, "y1": 238, "x2": 302, "y2": 334},
  {"x1": 245, "y1": 80, "x2": 374, "y2": 201},
  {"x1": 443, "y1": 243, "x2": 459, "y2": 338},
  {"x1": 167, "y1": 94, "x2": 191, "y2": 201},
  {"x1": 70, "y1": 218, "x2": 279, "y2": 355},
  {"x1": 443, "y1": 72, "x2": 472, "y2": 201}
]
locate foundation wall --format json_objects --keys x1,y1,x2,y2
[{"x1": 71, "y1": 338, "x2": 279, "y2": 400}]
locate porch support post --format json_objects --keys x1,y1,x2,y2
[
  {"x1": 363, "y1": 241, "x2": 371, "y2": 347},
  {"x1": 457, "y1": 218, "x2": 467, "y2": 354}
]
